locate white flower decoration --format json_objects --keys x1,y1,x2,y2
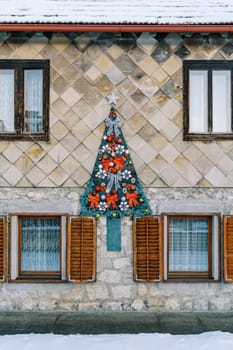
[
  {"x1": 122, "y1": 169, "x2": 132, "y2": 180},
  {"x1": 119, "y1": 201, "x2": 129, "y2": 211},
  {"x1": 97, "y1": 168, "x2": 107, "y2": 179},
  {"x1": 115, "y1": 145, "x2": 125, "y2": 155},
  {"x1": 101, "y1": 144, "x2": 112, "y2": 153},
  {"x1": 98, "y1": 201, "x2": 108, "y2": 211}
]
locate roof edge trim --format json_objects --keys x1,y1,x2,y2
[{"x1": 1, "y1": 23, "x2": 233, "y2": 32}]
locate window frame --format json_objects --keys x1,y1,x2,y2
[
  {"x1": 9, "y1": 213, "x2": 67, "y2": 283},
  {"x1": 163, "y1": 214, "x2": 220, "y2": 282},
  {"x1": 0, "y1": 59, "x2": 49, "y2": 141},
  {"x1": 183, "y1": 60, "x2": 233, "y2": 141}
]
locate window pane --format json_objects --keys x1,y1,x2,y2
[
  {"x1": 212, "y1": 70, "x2": 231, "y2": 132},
  {"x1": 21, "y1": 217, "x2": 60, "y2": 272},
  {"x1": 169, "y1": 218, "x2": 208, "y2": 272},
  {"x1": 0, "y1": 70, "x2": 14, "y2": 132},
  {"x1": 24, "y1": 70, "x2": 43, "y2": 133},
  {"x1": 189, "y1": 70, "x2": 208, "y2": 133}
]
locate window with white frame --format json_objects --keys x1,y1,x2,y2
[
  {"x1": 183, "y1": 60, "x2": 233, "y2": 140},
  {"x1": 9, "y1": 214, "x2": 67, "y2": 282}
]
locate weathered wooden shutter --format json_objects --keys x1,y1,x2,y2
[
  {"x1": 0, "y1": 216, "x2": 6, "y2": 282},
  {"x1": 133, "y1": 216, "x2": 161, "y2": 282},
  {"x1": 68, "y1": 216, "x2": 96, "y2": 282},
  {"x1": 224, "y1": 215, "x2": 233, "y2": 282}
]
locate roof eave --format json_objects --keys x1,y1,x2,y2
[{"x1": 1, "y1": 23, "x2": 233, "y2": 32}]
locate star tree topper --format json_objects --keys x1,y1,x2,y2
[{"x1": 107, "y1": 92, "x2": 119, "y2": 105}]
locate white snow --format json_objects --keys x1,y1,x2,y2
[
  {"x1": 1, "y1": 332, "x2": 233, "y2": 350},
  {"x1": 1, "y1": 0, "x2": 233, "y2": 25}
]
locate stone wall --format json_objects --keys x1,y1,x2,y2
[{"x1": 0, "y1": 187, "x2": 232, "y2": 312}]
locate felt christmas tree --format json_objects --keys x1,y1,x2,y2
[{"x1": 80, "y1": 93, "x2": 152, "y2": 219}]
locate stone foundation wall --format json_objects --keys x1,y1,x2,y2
[{"x1": 0, "y1": 187, "x2": 232, "y2": 312}]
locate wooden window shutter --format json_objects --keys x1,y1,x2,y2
[
  {"x1": 224, "y1": 215, "x2": 233, "y2": 282},
  {"x1": 133, "y1": 216, "x2": 162, "y2": 282},
  {"x1": 68, "y1": 216, "x2": 96, "y2": 282},
  {"x1": 0, "y1": 216, "x2": 6, "y2": 282}
]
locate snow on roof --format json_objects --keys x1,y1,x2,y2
[{"x1": 1, "y1": 0, "x2": 233, "y2": 25}]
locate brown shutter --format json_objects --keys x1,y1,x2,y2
[
  {"x1": 68, "y1": 216, "x2": 96, "y2": 282},
  {"x1": 133, "y1": 216, "x2": 162, "y2": 282},
  {"x1": 224, "y1": 215, "x2": 233, "y2": 282},
  {"x1": 0, "y1": 216, "x2": 6, "y2": 282}
]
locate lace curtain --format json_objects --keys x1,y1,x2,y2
[
  {"x1": 169, "y1": 218, "x2": 208, "y2": 272},
  {"x1": 189, "y1": 70, "x2": 208, "y2": 133},
  {"x1": 212, "y1": 70, "x2": 231, "y2": 132},
  {"x1": 24, "y1": 69, "x2": 43, "y2": 133},
  {"x1": 189, "y1": 70, "x2": 231, "y2": 133},
  {"x1": 0, "y1": 70, "x2": 14, "y2": 132},
  {"x1": 21, "y1": 217, "x2": 60, "y2": 272}
]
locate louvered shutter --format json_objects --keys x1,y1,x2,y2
[
  {"x1": 133, "y1": 216, "x2": 161, "y2": 282},
  {"x1": 68, "y1": 216, "x2": 96, "y2": 282},
  {"x1": 224, "y1": 215, "x2": 233, "y2": 282},
  {"x1": 0, "y1": 216, "x2": 6, "y2": 282}
]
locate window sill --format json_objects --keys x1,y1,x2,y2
[
  {"x1": 184, "y1": 133, "x2": 233, "y2": 141},
  {"x1": 0, "y1": 132, "x2": 49, "y2": 141},
  {"x1": 9, "y1": 278, "x2": 67, "y2": 284},
  {"x1": 166, "y1": 272, "x2": 218, "y2": 282},
  {"x1": 9, "y1": 273, "x2": 66, "y2": 283}
]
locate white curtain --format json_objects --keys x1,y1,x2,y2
[
  {"x1": 0, "y1": 70, "x2": 14, "y2": 132},
  {"x1": 189, "y1": 70, "x2": 208, "y2": 133},
  {"x1": 24, "y1": 70, "x2": 43, "y2": 133},
  {"x1": 212, "y1": 70, "x2": 231, "y2": 132},
  {"x1": 21, "y1": 218, "x2": 60, "y2": 272},
  {"x1": 169, "y1": 218, "x2": 208, "y2": 272}
]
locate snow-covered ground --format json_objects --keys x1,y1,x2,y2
[{"x1": 1, "y1": 332, "x2": 233, "y2": 350}]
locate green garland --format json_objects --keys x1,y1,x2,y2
[{"x1": 80, "y1": 106, "x2": 152, "y2": 218}]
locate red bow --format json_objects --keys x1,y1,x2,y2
[
  {"x1": 126, "y1": 191, "x2": 138, "y2": 207},
  {"x1": 88, "y1": 193, "x2": 100, "y2": 209},
  {"x1": 113, "y1": 156, "x2": 125, "y2": 171},
  {"x1": 106, "y1": 192, "x2": 118, "y2": 209}
]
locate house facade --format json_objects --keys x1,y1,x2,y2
[{"x1": 0, "y1": 0, "x2": 233, "y2": 312}]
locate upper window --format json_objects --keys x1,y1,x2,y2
[
  {"x1": 0, "y1": 60, "x2": 49, "y2": 141},
  {"x1": 183, "y1": 60, "x2": 233, "y2": 140}
]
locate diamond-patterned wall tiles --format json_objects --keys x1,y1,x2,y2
[
  {"x1": 3, "y1": 165, "x2": 23, "y2": 186},
  {"x1": 2, "y1": 143, "x2": 22, "y2": 163},
  {"x1": 0, "y1": 32, "x2": 233, "y2": 188}
]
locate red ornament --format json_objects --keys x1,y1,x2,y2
[
  {"x1": 107, "y1": 134, "x2": 115, "y2": 143},
  {"x1": 109, "y1": 167, "x2": 117, "y2": 173}
]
